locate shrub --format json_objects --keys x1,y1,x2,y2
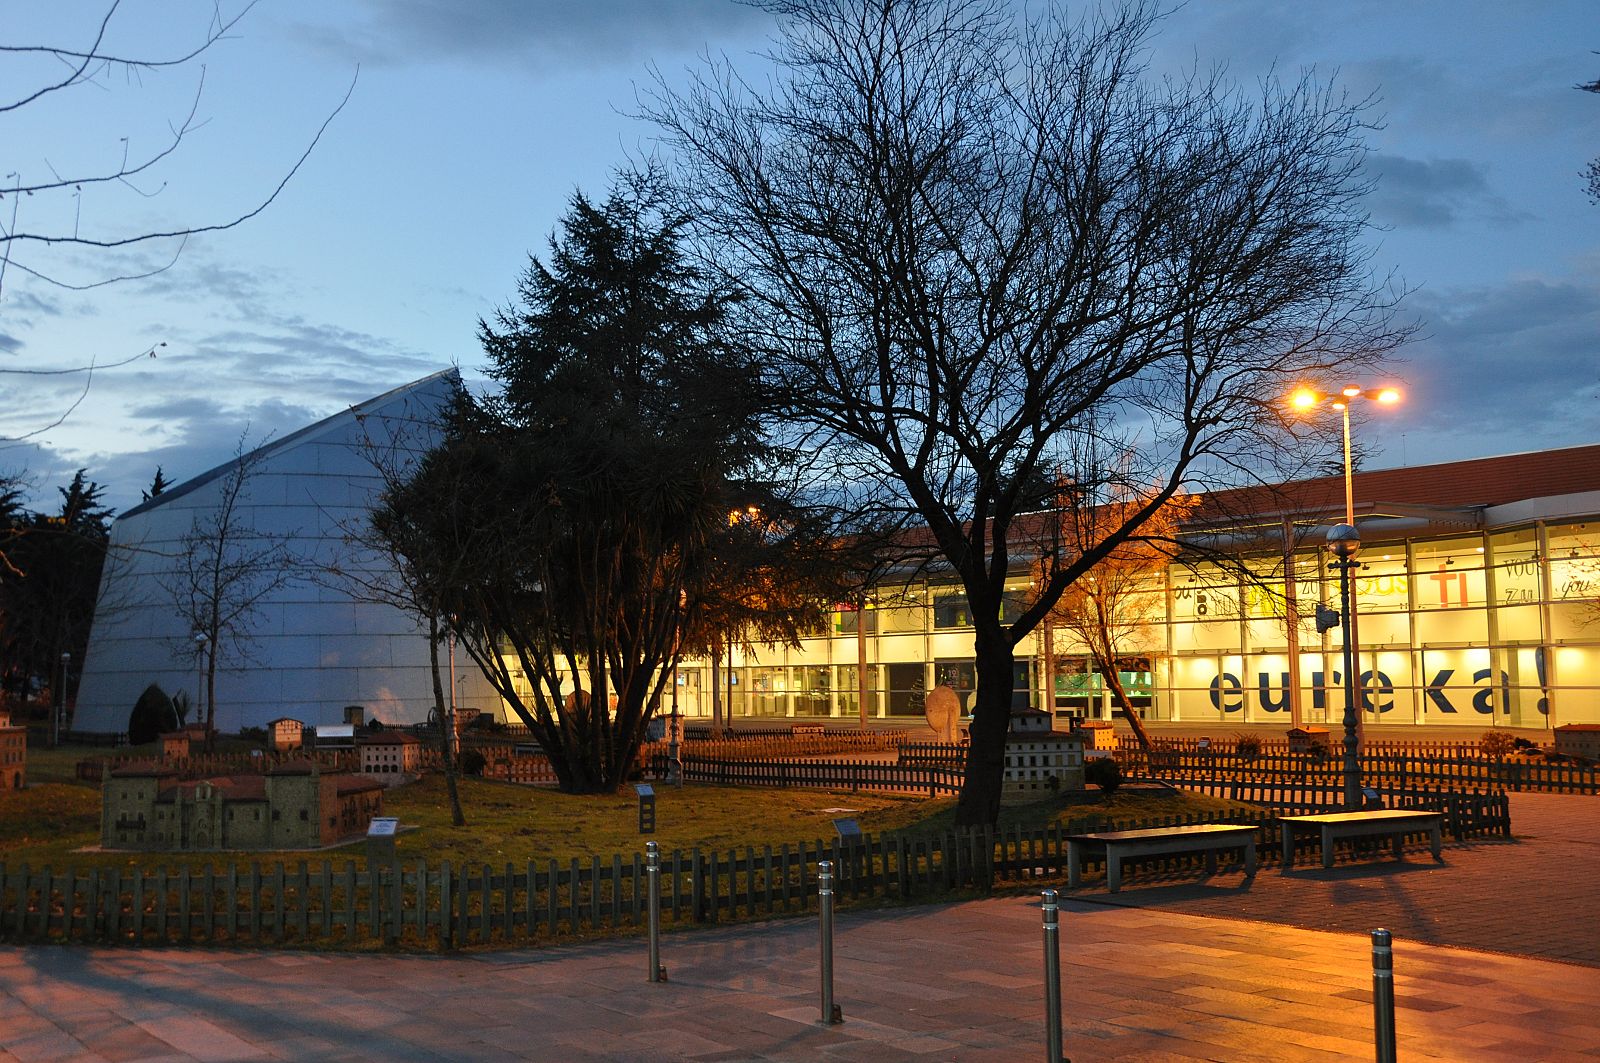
[
  {"x1": 1084, "y1": 756, "x2": 1122, "y2": 794},
  {"x1": 460, "y1": 749, "x2": 487, "y2": 776},
  {"x1": 1233, "y1": 732, "x2": 1264, "y2": 759},
  {"x1": 1479, "y1": 731, "x2": 1516, "y2": 760}
]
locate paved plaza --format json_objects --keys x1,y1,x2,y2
[{"x1": 2, "y1": 793, "x2": 1597, "y2": 1061}]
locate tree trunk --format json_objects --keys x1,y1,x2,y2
[
  {"x1": 1101, "y1": 658, "x2": 1152, "y2": 752},
  {"x1": 710, "y1": 637, "x2": 723, "y2": 733},
  {"x1": 428, "y1": 618, "x2": 466, "y2": 827},
  {"x1": 954, "y1": 631, "x2": 1015, "y2": 827}
]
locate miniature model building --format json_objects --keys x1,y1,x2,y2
[
  {"x1": 358, "y1": 730, "x2": 423, "y2": 781},
  {"x1": 268, "y1": 717, "x2": 305, "y2": 753},
  {"x1": 1554, "y1": 724, "x2": 1600, "y2": 761},
  {"x1": 1002, "y1": 708, "x2": 1084, "y2": 804},
  {"x1": 101, "y1": 760, "x2": 383, "y2": 851},
  {"x1": 0, "y1": 710, "x2": 24, "y2": 790}
]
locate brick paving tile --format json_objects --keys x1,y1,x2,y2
[{"x1": 3, "y1": 792, "x2": 1598, "y2": 1060}]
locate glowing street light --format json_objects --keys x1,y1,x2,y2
[
  {"x1": 1289, "y1": 385, "x2": 1403, "y2": 526},
  {"x1": 1290, "y1": 384, "x2": 1401, "y2": 783}
]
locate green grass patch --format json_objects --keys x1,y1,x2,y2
[{"x1": 0, "y1": 749, "x2": 1256, "y2": 876}]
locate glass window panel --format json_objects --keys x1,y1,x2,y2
[
  {"x1": 932, "y1": 588, "x2": 971, "y2": 629},
  {"x1": 795, "y1": 665, "x2": 830, "y2": 715},
  {"x1": 1353, "y1": 554, "x2": 1410, "y2": 613}
]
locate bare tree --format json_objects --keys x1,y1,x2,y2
[
  {"x1": 325, "y1": 400, "x2": 474, "y2": 827},
  {"x1": 1047, "y1": 488, "x2": 1196, "y2": 751},
  {"x1": 649, "y1": 0, "x2": 1413, "y2": 824},
  {"x1": 0, "y1": 2, "x2": 354, "y2": 440},
  {"x1": 0, "y1": 0, "x2": 353, "y2": 299},
  {"x1": 159, "y1": 433, "x2": 299, "y2": 749},
  {"x1": 1580, "y1": 62, "x2": 1600, "y2": 203}
]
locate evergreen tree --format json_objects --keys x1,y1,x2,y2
[
  {"x1": 141, "y1": 467, "x2": 170, "y2": 503},
  {"x1": 377, "y1": 170, "x2": 846, "y2": 793}
]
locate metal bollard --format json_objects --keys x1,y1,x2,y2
[
  {"x1": 647, "y1": 842, "x2": 667, "y2": 983},
  {"x1": 818, "y1": 860, "x2": 843, "y2": 1024},
  {"x1": 1372, "y1": 929, "x2": 1396, "y2": 1063},
  {"x1": 1041, "y1": 890, "x2": 1068, "y2": 1063}
]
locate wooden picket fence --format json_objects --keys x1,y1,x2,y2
[
  {"x1": 1116, "y1": 746, "x2": 1600, "y2": 796},
  {"x1": 0, "y1": 786, "x2": 1509, "y2": 950},
  {"x1": 653, "y1": 753, "x2": 963, "y2": 796},
  {"x1": 75, "y1": 748, "x2": 359, "y2": 782}
]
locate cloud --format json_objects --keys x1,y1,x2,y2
[
  {"x1": 1368, "y1": 277, "x2": 1600, "y2": 464},
  {"x1": 300, "y1": 0, "x2": 772, "y2": 70},
  {"x1": 1363, "y1": 153, "x2": 1526, "y2": 229}
]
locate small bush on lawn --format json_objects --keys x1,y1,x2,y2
[
  {"x1": 1233, "y1": 732, "x2": 1264, "y2": 758},
  {"x1": 1479, "y1": 731, "x2": 1516, "y2": 760},
  {"x1": 1084, "y1": 756, "x2": 1123, "y2": 794}
]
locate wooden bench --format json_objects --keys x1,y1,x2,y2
[
  {"x1": 1066, "y1": 824, "x2": 1258, "y2": 893},
  {"x1": 1278, "y1": 810, "x2": 1444, "y2": 870}
]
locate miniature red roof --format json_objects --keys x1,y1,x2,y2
[{"x1": 358, "y1": 730, "x2": 422, "y2": 746}]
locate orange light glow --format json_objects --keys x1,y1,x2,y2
[
  {"x1": 1376, "y1": 388, "x2": 1401, "y2": 404},
  {"x1": 1290, "y1": 388, "x2": 1319, "y2": 410},
  {"x1": 1341, "y1": 385, "x2": 1362, "y2": 398}
]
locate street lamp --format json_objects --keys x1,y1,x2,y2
[
  {"x1": 1290, "y1": 384, "x2": 1401, "y2": 757},
  {"x1": 52, "y1": 651, "x2": 71, "y2": 747},
  {"x1": 1327, "y1": 523, "x2": 1362, "y2": 809},
  {"x1": 192, "y1": 632, "x2": 208, "y2": 734},
  {"x1": 1289, "y1": 385, "x2": 1401, "y2": 527}
]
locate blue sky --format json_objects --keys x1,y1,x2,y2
[{"x1": 2, "y1": 1, "x2": 1596, "y2": 511}]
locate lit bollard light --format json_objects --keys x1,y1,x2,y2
[
  {"x1": 818, "y1": 860, "x2": 843, "y2": 1025},
  {"x1": 1372, "y1": 929, "x2": 1396, "y2": 1063},
  {"x1": 1041, "y1": 889, "x2": 1067, "y2": 1063},
  {"x1": 646, "y1": 841, "x2": 666, "y2": 983}
]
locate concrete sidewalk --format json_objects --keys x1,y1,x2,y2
[
  {"x1": 1, "y1": 793, "x2": 1596, "y2": 1061},
  {"x1": 3, "y1": 897, "x2": 1597, "y2": 1062}
]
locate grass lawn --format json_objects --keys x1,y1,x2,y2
[{"x1": 2, "y1": 762, "x2": 1257, "y2": 876}]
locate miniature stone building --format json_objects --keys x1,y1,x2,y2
[
  {"x1": 1074, "y1": 719, "x2": 1118, "y2": 751},
  {"x1": 1554, "y1": 724, "x2": 1600, "y2": 762},
  {"x1": 0, "y1": 710, "x2": 25, "y2": 790},
  {"x1": 159, "y1": 730, "x2": 193, "y2": 764},
  {"x1": 1002, "y1": 708, "x2": 1084, "y2": 804},
  {"x1": 101, "y1": 759, "x2": 383, "y2": 851},
  {"x1": 268, "y1": 717, "x2": 305, "y2": 753},
  {"x1": 359, "y1": 730, "x2": 423, "y2": 782},
  {"x1": 1287, "y1": 726, "x2": 1331, "y2": 754}
]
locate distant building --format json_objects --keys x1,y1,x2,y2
[
  {"x1": 0, "y1": 710, "x2": 24, "y2": 790},
  {"x1": 71, "y1": 371, "x2": 503, "y2": 737},
  {"x1": 101, "y1": 760, "x2": 383, "y2": 851},
  {"x1": 268, "y1": 717, "x2": 305, "y2": 753},
  {"x1": 359, "y1": 730, "x2": 423, "y2": 781}
]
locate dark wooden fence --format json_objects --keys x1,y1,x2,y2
[
  {"x1": 75, "y1": 749, "x2": 359, "y2": 782},
  {"x1": 900, "y1": 740, "x2": 1600, "y2": 796},
  {"x1": 652, "y1": 753, "x2": 963, "y2": 796},
  {"x1": 0, "y1": 789, "x2": 1509, "y2": 949},
  {"x1": 1119, "y1": 747, "x2": 1600, "y2": 796}
]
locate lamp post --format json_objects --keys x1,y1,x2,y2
[
  {"x1": 1328, "y1": 523, "x2": 1363, "y2": 809},
  {"x1": 52, "y1": 651, "x2": 71, "y2": 747},
  {"x1": 192, "y1": 631, "x2": 208, "y2": 733},
  {"x1": 1290, "y1": 384, "x2": 1400, "y2": 756}
]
